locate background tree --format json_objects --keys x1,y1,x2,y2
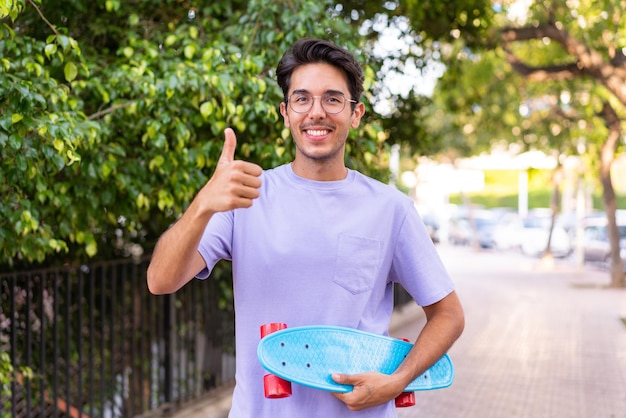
[
  {"x1": 389, "y1": 0, "x2": 625, "y2": 286},
  {"x1": 336, "y1": 0, "x2": 494, "y2": 154},
  {"x1": 497, "y1": 0, "x2": 626, "y2": 287},
  {"x1": 1, "y1": 0, "x2": 390, "y2": 268}
]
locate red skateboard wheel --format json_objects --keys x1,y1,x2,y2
[
  {"x1": 263, "y1": 373, "x2": 293, "y2": 398},
  {"x1": 395, "y1": 391, "x2": 416, "y2": 407},
  {"x1": 395, "y1": 338, "x2": 416, "y2": 407},
  {"x1": 261, "y1": 323, "x2": 292, "y2": 398},
  {"x1": 260, "y1": 322, "x2": 287, "y2": 338}
]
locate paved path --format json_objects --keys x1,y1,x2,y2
[
  {"x1": 395, "y1": 245, "x2": 626, "y2": 418},
  {"x1": 173, "y1": 245, "x2": 626, "y2": 418}
]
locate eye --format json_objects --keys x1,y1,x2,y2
[
  {"x1": 293, "y1": 94, "x2": 311, "y2": 104},
  {"x1": 324, "y1": 94, "x2": 343, "y2": 104}
]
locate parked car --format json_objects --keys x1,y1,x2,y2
[
  {"x1": 582, "y1": 214, "x2": 626, "y2": 271},
  {"x1": 448, "y1": 210, "x2": 498, "y2": 248},
  {"x1": 492, "y1": 209, "x2": 572, "y2": 258}
]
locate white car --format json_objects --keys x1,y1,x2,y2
[
  {"x1": 583, "y1": 214, "x2": 626, "y2": 271},
  {"x1": 493, "y1": 209, "x2": 572, "y2": 258}
]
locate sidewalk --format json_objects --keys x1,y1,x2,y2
[{"x1": 396, "y1": 245, "x2": 626, "y2": 418}]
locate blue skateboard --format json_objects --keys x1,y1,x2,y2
[{"x1": 257, "y1": 324, "x2": 454, "y2": 405}]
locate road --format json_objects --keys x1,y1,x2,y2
[{"x1": 394, "y1": 245, "x2": 626, "y2": 418}]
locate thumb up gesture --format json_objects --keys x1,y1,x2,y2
[{"x1": 199, "y1": 128, "x2": 263, "y2": 213}]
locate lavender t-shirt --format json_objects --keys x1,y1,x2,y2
[{"x1": 197, "y1": 163, "x2": 454, "y2": 418}]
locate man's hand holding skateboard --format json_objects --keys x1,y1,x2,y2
[{"x1": 331, "y1": 372, "x2": 406, "y2": 411}]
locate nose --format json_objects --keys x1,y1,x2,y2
[{"x1": 308, "y1": 97, "x2": 326, "y2": 118}]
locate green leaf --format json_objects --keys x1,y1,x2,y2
[
  {"x1": 66, "y1": 149, "x2": 81, "y2": 164},
  {"x1": 129, "y1": 13, "x2": 139, "y2": 26},
  {"x1": 164, "y1": 34, "x2": 177, "y2": 47},
  {"x1": 8, "y1": 133, "x2": 21, "y2": 149},
  {"x1": 85, "y1": 235, "x2": 97, "y2": 257},
  {"x1": 184, "y1": 44, "x2": 196, "y2": 59},
  {"x1": 200, "y1": 101, "x2": 213, "y2": 118},
  {"x1": 44, "y1": 43, "x2": 57, "y2": 58},
  {"x1": 157, "y1": 189, "x2": 174, "y2": 211},
  {"x1": 136, "y1": 193, "x2": 150, "y2": 209},
  {"x1": 64, "y1": 61, "x2": 78, "y2": 82},
  {"x1": 11, "y1": 113, "x2": 23, "y2": 124},
  {"x1": 53, "y1": 138, "x2": 64, "y2": 152},
  {"x1": 149, "y1": 155, "x2": 165, "y2": 171}
]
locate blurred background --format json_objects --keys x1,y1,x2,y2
[{"x1": 2, "y1": 0, "x2": 625, "y2": 416}]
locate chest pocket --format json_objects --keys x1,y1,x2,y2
[{"x1": 332, "y1": 233, "x2": 383, "y2": 295}]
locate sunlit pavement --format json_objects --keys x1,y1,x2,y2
[
  {"x1": 174, "y1": 244, "x2": 626, "y2": 418},
  {"x1": 395, "y1": 244, "x2": 626, "y2": 418}
]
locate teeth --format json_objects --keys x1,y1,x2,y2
[{"x1": 307, "y1": 130, "x2": 328, "y2": 136}]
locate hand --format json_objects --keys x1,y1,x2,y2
[
  {"x1": 331, "y1": 372, "x2": 403, "y2": 411},
  {"x1": 199, "y1": 128, "x2": 263, "y2": 213}
]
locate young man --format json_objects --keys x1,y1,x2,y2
[{"x1": 147, "y1": 38, "x2": 464, "y2": 417}]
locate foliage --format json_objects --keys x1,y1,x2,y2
[
  {"x1": 399, "y1": 0, "x2": 625, "y2": 285},
  {"x1": 335, "y1": 0, "x2": 495, "y2": 154},
  {"x1": 340, "y1": 0, "x2": 494, "y2": 48},
  {"x1": 424, "y1": 1, "x2": 625, "y2": 173},
  {"x1": 0, "y1": 0, "x2": 390, "y2": 268},
  {"x1": 1, "y1": 349, "x2": 34, "y2": 410}
]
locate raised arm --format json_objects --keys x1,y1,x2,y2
[{"x1": 147, "y1": 128, "x2": 263, "y2": 294}]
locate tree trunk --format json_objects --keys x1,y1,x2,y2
[
  {"x1": 599, "y1": 102, "x2": 625, "y2": 288},
  {"x1": 544, "y1": 161, "x2": 563, "y2": 261}
]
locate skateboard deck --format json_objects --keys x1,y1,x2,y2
[{"x1": 257, "y1": 325, "x2": 454, "y2": 393}]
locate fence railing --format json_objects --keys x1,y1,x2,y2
[
  {"x1": 1, "y1": 258, "x2": 235, "y2": 418},
  {"x1": 1, "y1": 257, "x2": 413, "y2": 418}
]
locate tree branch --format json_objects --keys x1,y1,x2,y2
[
  {"x1": 27, "y1": 0, "x2": 60, "y2": 36},
  {"x1": 504, "y1": 50, "x2": 584, "y2": 82},
  {"x1": 87, "y1": 102, "x2": 135, "y2": 120},
  {"x1": 500, "y1": 22, "x2": 626, "y2": 105}
]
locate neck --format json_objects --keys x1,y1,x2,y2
[{"x1": 291, "y1": 159, "x2": 348, "y2": 181}]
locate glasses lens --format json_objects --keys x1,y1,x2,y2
[
  {"x1": 289, "y1": 93, "x2": 312, "y2": 113},
  {"x1": 322, "y1": 93, "x2": 345, "y2": 114},
  {"x1": 288, "y1": 93, "x2": 347, "y2": 114}
]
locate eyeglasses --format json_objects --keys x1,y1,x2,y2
[{"x1": 287, "y1": 92, "x2": 357, "y2": 114}]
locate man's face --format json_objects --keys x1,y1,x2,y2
[{"x1": 280, "y1": 63, "x2": 364, "y2": 168}]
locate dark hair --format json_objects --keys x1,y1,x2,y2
[{"x1": 276, "y1": 38, "x2": 364, "y2": 106}]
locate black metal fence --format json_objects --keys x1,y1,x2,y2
[
  {"x1": 0, "y1": 258, "x2": 235, "y2": 418},
  {"x1": 1, "y1": 257, "x2": 413, "y2": 418}
]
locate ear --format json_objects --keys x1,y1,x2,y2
[
  {"x1": 280, "y1": 101, "x2": 291, "y2": 128},
  {"x1": 350, "y1": 101, "x2": 365, "y2": 129}
]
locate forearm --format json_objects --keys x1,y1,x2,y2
[
  {"x1": 392, "y1": 291, "x2": 465, "y2": 389},
  {"x1": 147, "y1": 201, "x2": 214, "y2": 294},
  {"x1": 146, "y1": 128, "x2": 262, "y2": 295}
]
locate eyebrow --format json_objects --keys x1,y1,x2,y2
[{"x1": 291, "y1": 88, "x2": 346, "y2": 96}]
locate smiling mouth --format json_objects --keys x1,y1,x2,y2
[{"x1": 305, "y1": 129, "x2": 330, "y2": 137}]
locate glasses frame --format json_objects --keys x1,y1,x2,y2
[{"x1": 286, "y1": 91, "x2": 358, "y2": 115}]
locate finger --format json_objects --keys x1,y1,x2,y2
[
  {"x1": 218, "y1": 128, "x2": 237, "y2": 165},
  {"x1": 332, "y1": 373, "x2": 353, "y2": 385},
  {"x1": 332, "y1": 373, "x2": 345, "y2": 384},
  {"x1": 240, "y1": 173, "x2": 263, "y2": 189},
  {"x1": 234, "y1": 160, "x2": 263, "y2": 177}
]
